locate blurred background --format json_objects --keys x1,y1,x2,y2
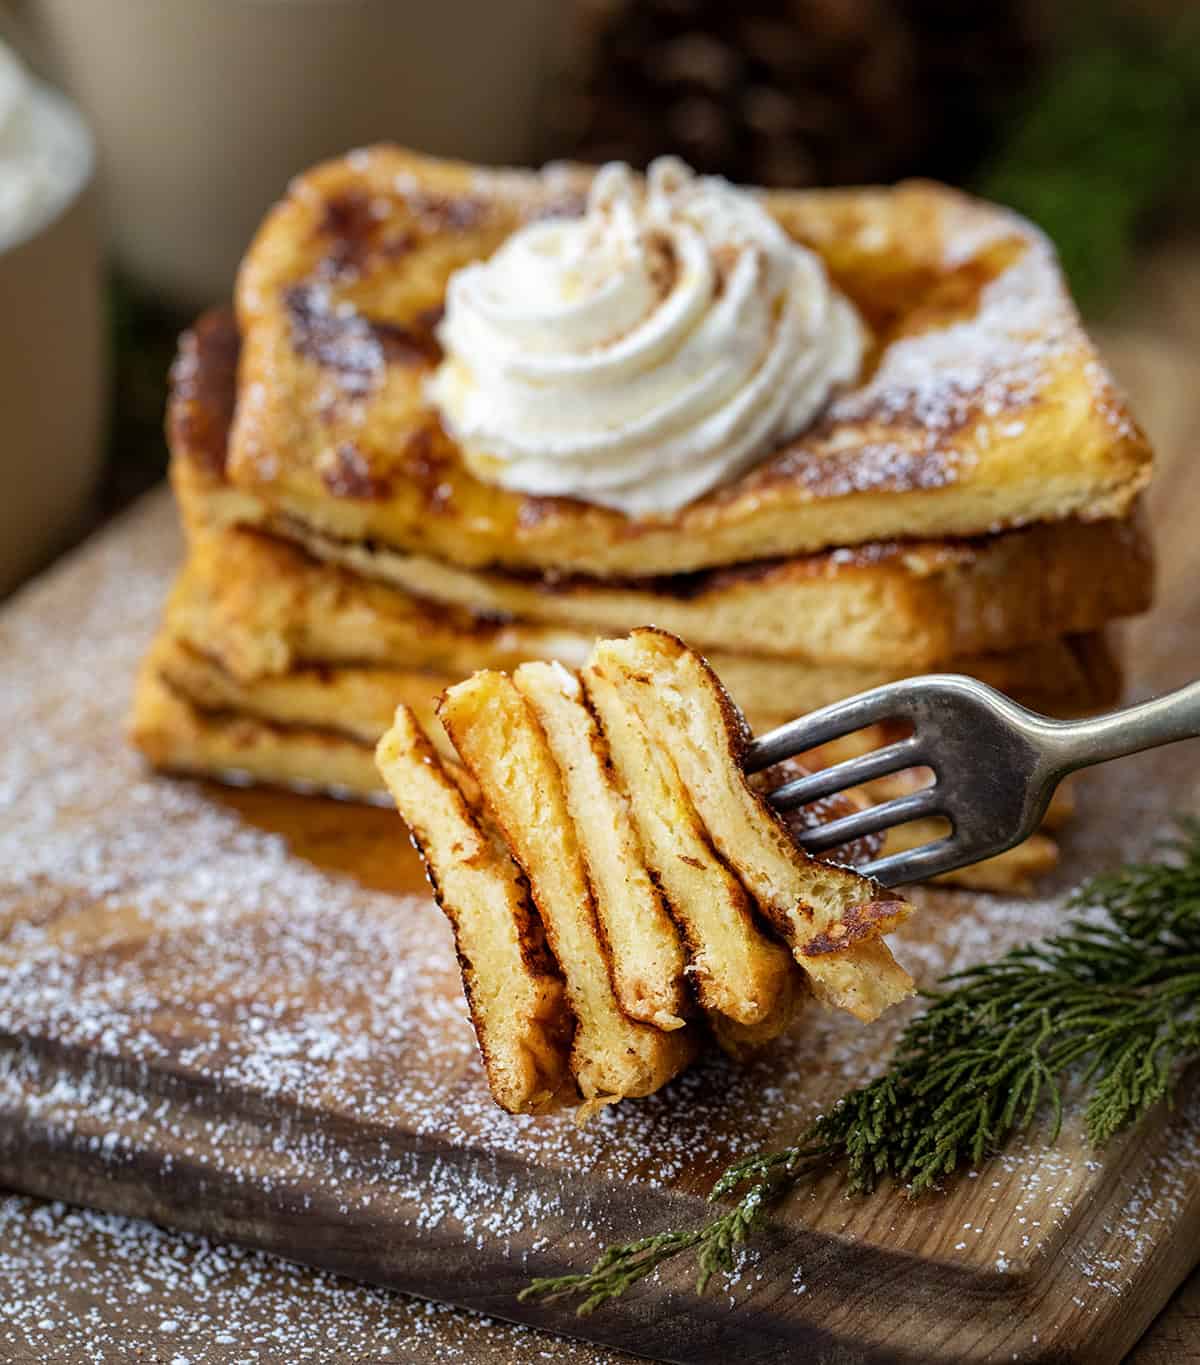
[{"x1": 1, "y1": 0, "x2": 1197, "y2": 597}]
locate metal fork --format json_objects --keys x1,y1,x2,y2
[{"x1": 744, "y1": 675, "x2": 1200, "y2": 888}]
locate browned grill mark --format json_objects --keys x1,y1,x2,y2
[
  {"x1": 799, "y1": 900, "x2": 909, "y2": 957},
  {"x1": 320, "y1": 442, "x2": 392, "y2": 500},
  {"x1": 285, "y1": 285, "x2": 442, "y2": 395},
  {"x1": 400, "y1": 423, "x2": 459, "y2": 512},
  {"x1": 314, "y1": 192, "x2": 418, "y2": 281},
  {"x1": 168, "y1": 307, "x2": 241, "y2": 476},
  {"x1": 311, "y1": 186, "x2": 492, "y2": 280}
]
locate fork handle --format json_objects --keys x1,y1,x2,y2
[{"x1": 1051, "y1": 678, "x2": 1200, "y2": 774}]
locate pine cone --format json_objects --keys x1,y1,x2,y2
[{"x1": 555, "y1": 0, "x2": 1046, "y2": 189}]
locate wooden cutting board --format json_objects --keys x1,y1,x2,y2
[{"x1": 1, "y1": 326, "x2": 1198, "y2": 1363}]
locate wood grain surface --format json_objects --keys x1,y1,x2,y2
[{"x1": 2, "y1": 255, "x2": 1200, "y2": 1363}]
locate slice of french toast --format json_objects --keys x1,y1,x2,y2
[
  {"x1": 374, "y1": 704, "x2": 571, "y2": 1113},
  {"x1": 581, "y1": 656, "x2": 801, "y2": 1038},
  {"x1": 220, "y1": 147, "x2": 1150, "y2": 577},
  {"x1": 280, "y1": 514, "x2": 1153, "y2": 672},
  {"x1": 130, "y1": 660, "x2": 391, "y2": 802},
  {"x1": 511, "y1": 660, "x2": 690, "y2": 1032},
  {"x1": 169, "y1": 306, "x2": 1154, "y2": 668},
  {"x1": 164, "y1": 526, "x2": 1125, "y2": 721}
]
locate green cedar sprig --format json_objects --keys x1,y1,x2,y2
[{"x1": 522, "y1": 820, "x2": 1200, "y2": 1315}]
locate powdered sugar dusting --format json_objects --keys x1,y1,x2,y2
[
  {"x1": 798, "y1": 234, "x2": 1078, "y2": 502},
  {"x1": 0, "y1": 1194, "x2": 639, "y2": 1364},
  {"x1": 1, "y1": 492, "x2": 1198, "y2": 1356}
]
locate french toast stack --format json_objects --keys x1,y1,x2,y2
[{"x1": 132, "y1": 147, "x2": 1155, "y2": 894}]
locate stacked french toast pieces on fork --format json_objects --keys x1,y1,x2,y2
[{"x1": 377, "y1": 629, "x2": 915, "y2": 1114}]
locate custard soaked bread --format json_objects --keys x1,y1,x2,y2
[
  {"x1": 166, "y1": 525, "x2": 601, "y2": 686},
  {"x1": 371, "y1": 633, "x2": 912, "y2": 1111},
  {"x1": 164, "y1": 528, "x2": 1125, "y2": 720},
  {"x1": 435, "y1": 637, "x2": 910, "y2": 1023},
  {"x1": 588, "y1": 631, "x2": 912, "y2": 1020},
  {"x1": 224, "y1": 147, "x2": 1150, "y2": 577},
  {"x1": 279, "y1": 515, "x2": 1153, "y2": 671},
  {"x1": 579, "y1": 658, "x2": 801, "y2": 1043},
  {"x1": 437, "y1": 671, "x2": 698, "y2": 1109},
  {"x1": 509, "y1": 662, "x2": 690, "y2": 1032},
  {"x1": 170, "y1": 306, "x2": 1153, "y2": 670},
  {"x1": 374, "y1": 705, "x2": 569, "y2": 1113}
]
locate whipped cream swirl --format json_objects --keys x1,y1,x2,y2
[
  {"x1": 429, "y1": 157, "x2": 864, "y2": 518},
  {"x1": 0, "y1": 41, "x2": 92, "y2": 252}
]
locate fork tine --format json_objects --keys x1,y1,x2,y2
[
  {"x1": 767, "y1": 736, "x2": 925, "y2": 812},
  {"x1": 744, "y1": 683, "x2": 912, "y2": 774},
  {"x1": 792, "y1": 787, "x2": 942, "y2": 855},
  {"x1": 857, "y1": 833, "x2": 966, "y2": 889}
]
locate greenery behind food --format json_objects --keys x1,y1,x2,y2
[{"x1": 977, "y1": 7, "x2": 1200, "y2": 314}]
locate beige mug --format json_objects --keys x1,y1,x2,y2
[
  {"x1": 20, "y1": 0, "x2": 569, "y2": 311},
  {"x1": 0, "y1": 20, "x2": 104, "y2": 597}
]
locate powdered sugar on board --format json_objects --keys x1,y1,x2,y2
[
  {"x1": 3, "y1": 491, "x2": 1200, "y2": 1359},
  {"x1": 0, "y1": 1194, "x2": 640, "y2": 1365}
]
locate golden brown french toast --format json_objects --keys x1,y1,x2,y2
[
  {"x1": 276, "y1": 515, "x2": 1153, "y2": 671},
  {"x1": 581, "y1": 656, "x2": 801, "y2": 1037},
  {"x1": 437, "y1": 671, "x2": 698, "y2": 1108},
  {"x1": 131, "y1": 661, "x2": 389, "y2": 801},
  {"x1": 171, "y1": 306, "x2": 1153, "y2": 668},
  {"x1": 416, "y1": 636, "x2": 914, "y2": 1026},
  {"x1": 223, "y1": 147, "x2": 1150, "y2": 576},
  {"x1": 374, "y1": 705, "x2": 570, "y2": 1113},
  {"x1": 164, "y1": 527, "x2": 1124, "y2": 720},
  {"x1": 166, "y1": 525, "x2": 596, "y2": 685},
  {"x1": 590, "y1": 631, "x2": 913, "y2": 1020},
  {"x1": 511, "y1": 661, "x2": 690, "y2": 1032},
  {"x1": 150, "y1": 632, "x2": 453, "y2": 754}
]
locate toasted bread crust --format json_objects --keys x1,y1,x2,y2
[{"x1": 219, "y1": 147, "x2": 1150, "y2": 577}]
